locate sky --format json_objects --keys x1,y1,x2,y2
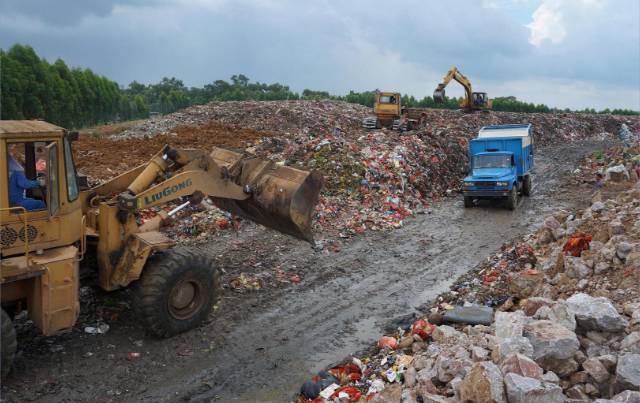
[{"x1": 0, "y1": 0, "x2": 639, "y2": 110}]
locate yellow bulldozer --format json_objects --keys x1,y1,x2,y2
[
  {"x1": 433, "y1": 66, "x2": 492, "y2": 112},
  {"x1": 362, "y1": 91, "x2": 429, "y2": 132},
  {"x1": 0, "y1": 120, "x2": 322, "y2": 376}
]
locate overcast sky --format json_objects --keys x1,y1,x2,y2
[{"x1": 1, "y1": 0, "x2": 638, "y2": 110}]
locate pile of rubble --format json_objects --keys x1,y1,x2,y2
[{"x1": 297, "y1": 141, "x2": 640, "y2": 401}]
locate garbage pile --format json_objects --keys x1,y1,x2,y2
[
  {"x1": 76, "y1": 101, "x2": 639, "y2": 240},
  {"x1": 115, "y1": 100, "x2": 371, "y2": 139},
  {"x1": 298, "y1": 147, "x2": 640, "y2": 401}
]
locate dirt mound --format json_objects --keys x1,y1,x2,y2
[{"x1": 74, "y1": 121, "x2": 276, "y2": 180}]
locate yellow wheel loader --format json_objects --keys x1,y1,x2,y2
[
  {"x1": 0, "y1": 120, "x2": 322, "y2": 377},
  {"x1": 433, "y1": 66, "x2": 492, "y2": 112}
]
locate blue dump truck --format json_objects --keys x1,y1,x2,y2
[{"x1": 462, "y1": 124, "x2": 534, "y2": 210}]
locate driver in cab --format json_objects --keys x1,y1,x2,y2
[{"x1": 8, "y1": 145, "x2": 46, "y2": 211}]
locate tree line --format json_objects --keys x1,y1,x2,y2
[
  {"x1": 1, "y1": 44, "x2": 148, "y2": 128},
  {"x1": 1, "y1": 44, "x2": 637, "y2": 129}
]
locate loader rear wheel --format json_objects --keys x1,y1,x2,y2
[
  {"x1": 133, "y1": 248, "x2": 221, "y2": 338},
  {"x1": 1, "y1": 308, "x2": 17, "y2": 378}
]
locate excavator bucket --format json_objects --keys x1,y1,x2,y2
[
  {"x1": 207, "y1": 148, "x2": 323, "y2": 243},
  {"x1": 433, "y1": 88, "x2": 446, "y2": 103}
]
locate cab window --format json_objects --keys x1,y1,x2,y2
[
  {"x1": 63, "y1": 137, "x2": 79, "y2": 201},
  {"x1": 6, "y1": 142, "x2": 50, "y2": 211}
]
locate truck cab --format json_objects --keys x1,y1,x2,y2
[{"x1": 462, "y1": 124, "x2": 534, "y2": 210}]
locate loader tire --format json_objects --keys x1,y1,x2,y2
[
  {"x1": 506, "y1": 186, "x2": 518, "y2": 210},
  {"x1": 523, "y1": 175, "x2": 532, "y2": 196},
  {"x1": 1, "y1": 308, "x2": 17, "y2": 378},
  {"x1": 133, "y1": 248, "x2": 221, "y2": 338}
]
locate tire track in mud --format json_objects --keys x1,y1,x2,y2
[{"x1": 137, "y1": 140, "x2": 607, "y2": 402}]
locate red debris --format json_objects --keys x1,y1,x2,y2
[
  {"x1": 328, "y1": 363, "x2": 362, "y2": 383},
  {"x1": 332, "y1": 386, "x2": 362, "y2": 401},
  {"x1": 411, "y1": 319, "x2": 435, "y2": 340},
  {"x1": 563, "y1": 233, "x2": 593, "y2": 257},
  {"x1": 377, "y1": 336, "x2": 398, "y2": 350}
]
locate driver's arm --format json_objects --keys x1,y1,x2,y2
[{"x1": 15, "y1": 170, "x2": 41, "y2": 190}]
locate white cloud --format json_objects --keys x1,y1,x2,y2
[{"x1": 527, "y1": 1, "x2": 566, "y2": 46}]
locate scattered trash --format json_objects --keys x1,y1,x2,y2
[
  {"x1": 127, "y1": 352, "x2": 141, "y2": 361},
  {"x1": 230, "y1": 273, "x2": 262, "y2": 290},
  {"x1": 377, "y1": 336, "x2": 398, "y2": 350},
  {"x1": 84, "y1": 323, "x2": 110, "y2": 334}
]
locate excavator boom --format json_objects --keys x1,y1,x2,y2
[{"x1": 433, "y1": 66, "x2": 490, "y2": 111}]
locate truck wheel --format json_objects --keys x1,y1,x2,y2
[
  {"x1": 506, "y1": 187, "x2": 518, "y2": 210},
  {"x1": 463, "y1": 196, "x2": 474, "y2": 208},
  {"x1": 1, "y1": 308, "x2": 17, "y2": 378},
  {"x1": 523, "y1": 175, "x2": 532, "y2": 196},
  {"x1": 133, "y1": 248, "x2": 221, "y2": 338}
]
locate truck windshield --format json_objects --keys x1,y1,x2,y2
[
  {"x1": 474, "y1": 154, "x2": 512, "y2": 169},
  {"x1": 378, "y1": 95, "x2": 396, "y2": 104}
]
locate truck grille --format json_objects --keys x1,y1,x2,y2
[{"x1": 475, "y1": 181, "x2": 497, "y2": 187}]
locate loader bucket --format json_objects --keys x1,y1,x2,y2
[
  {"x1": 208, "y1": 148, "x2": 323, "y2": 243},
  {"x1": 433, "y1": 88, "x2": 446, "y2": 103}
]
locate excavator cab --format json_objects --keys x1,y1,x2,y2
[{"x1": 472, "y1": 92, "x2": 489, "y2": 107}]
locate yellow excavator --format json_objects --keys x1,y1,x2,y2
[
  {"x1": 433, "y1": 66, "x2": 492, "y2": 112},
  {"x1": 0, "y1": 120, "x2": 322, "y2": 376}
]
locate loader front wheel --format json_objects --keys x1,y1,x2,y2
[
  {"x1": 134, "y1": 248, "x2": 221, "y2": 338},
  {"x1": 1, "y1": 308, "x2": 17, "y2": 378}
]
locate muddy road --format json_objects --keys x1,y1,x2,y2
[{"x1": 1, "y1": 140, "x2": 606, "y2": 402}]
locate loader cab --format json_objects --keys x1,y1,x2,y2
[{"x1": 0, "y1": 121, "x2": 83, "y2": 257}]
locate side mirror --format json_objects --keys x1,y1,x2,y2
[{"x1": 66, "y1": 131, "x2": 79, "y2": 142}]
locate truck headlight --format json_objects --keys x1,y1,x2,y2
[
  {"x1": 463, "y1": 182, "x2": 474, "y2": 187},
  {"x1": 496, "y1": 181, "x2": 508, "y2": 187}
]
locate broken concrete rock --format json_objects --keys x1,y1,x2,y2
[
  {"x1": 521, "y1": 297, "x2": 553, "y2": 316},
  {"x1": 491, "y1": 336, "x2": 535, "y2": 364},
  {"x1": 621, "y1": 332, "x2": 640, "y2": 353},
  {"x1": 564, "y1": 256, "x2": 593, "y2": 279},
  {"x1": 523, "y1": 320, "x2": 580, "y2": 362},
  {"x1": 504, "y1": 373, "x2": 564, "y2": 403},
  {"x1": 431, "y1": 325, "x2": 469, "y2": 345},
  {"x1": 583, "y1": 357, "x2": 611, "y2": 384},
  {"x1": 616, "y1": 354, "x2": 640, "y2": 393},
  {"x1": 495, "y1": 310, "x2": 526, "y2": 338},
  {"x1": 500, "y1": 353, "x2": 544, "y2": 380},
  {"x1": 567, "y1": 293, "x2": 629, "y2": 332},
  {"x1": 610, "y1": 390, "x2": 640, "y2": 402},
  {"x1": 533, "y1": 301, "x2": 577, "y2": 331},
  {"x1": 459, "y1": 361, "x2": 506, "y2": 403}
]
